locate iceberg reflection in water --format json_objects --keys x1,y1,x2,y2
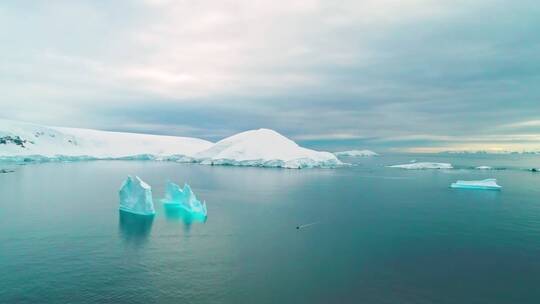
[{"x1": 118, "y1": 210, "x2": 154, "y2": 245}]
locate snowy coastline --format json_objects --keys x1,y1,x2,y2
[{"x1": 0, "y1": 120, "x2": 342, "y2": 169}]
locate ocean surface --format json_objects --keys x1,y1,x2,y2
[{"x1": 2, "y1": 153, "x2": 540, "y2": 303}]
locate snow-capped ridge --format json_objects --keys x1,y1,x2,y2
[
  {"x1": 194, "y1": 128, "x2": 342, "y2": 169},
  {"x1": 0, "y1": 118, "x2": 212, "y2": 158}
]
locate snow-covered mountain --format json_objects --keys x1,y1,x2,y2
[
  {"x1": 195, "y1": 129, "x2": 341, "y2": 168},
  {"x1": 0, "y1": 119, "x2": 212, "y2": 158},
  {"x1": 0, "y1": 119, "x2": 341, "y2": 168}
]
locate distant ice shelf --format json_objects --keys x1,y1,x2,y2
[
  {"x1": 450, "y1": 178, "x2": 501, "y2": 190},
  {"x1": 334, "y1": 150, "x2": 379, "y2": 157},
  {"x1": 475, "y1": 166, "x2": 493, "y2": 170},
  {"x1": 387, "y1": 162, "x2": 453, "y2": 169}
]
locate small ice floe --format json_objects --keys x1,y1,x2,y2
[
  {"x1": 450, "y1": 178, "x2": 501, "y2": 190},
  {"x1": 334, "y1": 150, "x2": 379, "y2": 157},
  {"x1": 162, "y1": 182, "x2": 207, "y2": 219},
  {"x1": 475, "y1": 166, "x2": 493, "y2": 170},
  {"x1": 119, "y1": 176, "x2": 155, "y2": 215},
  {"x1": 388, "y1": 162, "x2": 453, "y2": 170},
  {"x1": 296, "y1": 222, "x2": 320, "y2": 230}
]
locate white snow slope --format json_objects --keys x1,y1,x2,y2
[
  {"x1": 0, "y1": 120, "x2": 341, "y2": 168},
  {"x1": 195, "y1": 129, "x2": 342, "y2": 168},
  {"x1": 0, "y1": 119, "x2": 212, "y2": 159}
]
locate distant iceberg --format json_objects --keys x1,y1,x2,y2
[
  {"x1": 475, "y1": 166, "x2": 493, "y2": 170},
  {"x1": 162, "y1": 182, "x2": 207, "y2": 218},
  {"x1": 450, "y1": 178, "x2": 501, "y2": 190},
  {"x1": 388, "y1": 162, "x2": 453, "y2": 169},
  {"x1": 119, "y1": 176, "x2": 155, "y2": 215},
  {"x1": 194, "y1": 129, "x2": 342, "y2": 169},
  {"x1": 334, "y1": 150, "x2": 379, "y2": 157}
]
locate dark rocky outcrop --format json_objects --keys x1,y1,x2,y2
[{"x1": 0, "y1": 135, "x2": 32, "y2": 148}]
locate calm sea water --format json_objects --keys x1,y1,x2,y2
[{"x1": 2, "y1": 154, "x2": 540, "y2": 303}]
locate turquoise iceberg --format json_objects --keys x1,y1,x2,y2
[
  {"x1": 451, "y1": 178, "x2": 501, "y2": 190},
  {"x1": 162, "y1": 182, "x2": 207, "y2": 219},
  {"x1": 119, "y1": 176, "x2": 155, "y2": 215}
]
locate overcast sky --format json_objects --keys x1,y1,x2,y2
[{"x1": 1, "y1": 0, "x2": 539, "y2": 152}]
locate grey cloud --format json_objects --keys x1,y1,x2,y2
[{"x1": 1, "y1": 0, "x2": 540, "y2": 152}]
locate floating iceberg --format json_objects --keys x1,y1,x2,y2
[
  {"x1": 119, "y1": 176, "x2": 155, "y2": 215},
  {"x1": 162, "y1": 182, "x2": 207, "y2": 218},
  {"x1": 475, "y1": 166, "x2": 493, "y2": 170},
  {"x1": 388, "y1": 162, "x2": 453, "y2": 170},
  {"x1": 334, "y1": 150, "x2": 379, "y2": 157},
  {"x1": 194, "y1": 129, "x2": 342, "y2": 169},
  {"x1": 451, "y1": 178, "x2": 501, "y2": 190}
]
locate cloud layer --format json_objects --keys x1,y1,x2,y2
[{"x1": 1, "y1": 0, "x2": 539, "y2": 151}]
